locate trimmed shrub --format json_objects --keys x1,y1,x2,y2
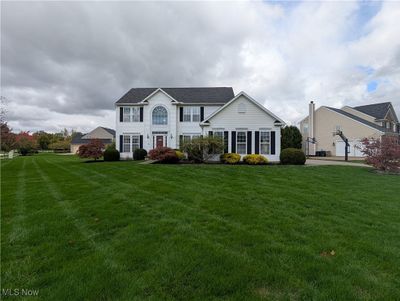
[
  {"x1": 175, "y1": 150, "x2": 185, "y2": 160},
  {"x1": 243, "y1": 154, "x2": 268, "y2": 165},
  {"x1": 181, "y1": 136, "x2": 223, "y2": 163},
  {"x1": 148, "y1": 147, "x2": 179, "y2": 163},
  {"x1": 133, "y1": 148, "x2": 147, "y2": 160},
  {"x1": 280, "y1": 148, "x2": 306, "y2": 165},
  {"x1": 104, "y1": 148, "x2": 120, "y2": 161},
  {"x1": 220, "y1": 153, "x2": 241, "y2": 164}
]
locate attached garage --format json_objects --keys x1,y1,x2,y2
[{"x1": 335, "y1": 140, "x2": 364, "y2": 157}]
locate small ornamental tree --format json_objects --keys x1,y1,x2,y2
[
  {"x1": 15, "y1": 132, "x2": 37, "y2": 155},
  {"x1": 361, "y1": 136, "x2": 400, "y2": 172},
  {"x1": 1, "y1": 122, "x2": 16, "y2": 152},
  {"x1": 181, "y1": 136, "x2": 223, "y2": 163},
  {"x1": 281, "y1": 126, "x2": 303, "y2": 150},
  {"x1": 77, "y1": 139, "x2": 104, "y2": 161}
]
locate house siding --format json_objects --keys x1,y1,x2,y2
[
  {"x1": 300, "y1": 106, "x2": 383, "y2": 156},
  {"x1": 203, "y1": 95, "x2": 282, "y2": 162}
]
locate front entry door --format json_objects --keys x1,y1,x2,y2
[{"x1": 156, "y1": 135, "x2": 164, "y2": 148}]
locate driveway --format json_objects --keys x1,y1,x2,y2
[{"x1": 306, "y1": 159, "x2": 370, "y2": 168}]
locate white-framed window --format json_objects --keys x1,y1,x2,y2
[
  {"x1": 236, "y1": 131, "x2": 247, "y2": 154},
  {"x1": 192, "y1": 107, "x2": 200, "y2": 122},
  {"x1": 122, "y1": 107, "x2": 141, "y2": 122},
  {"x1": 152, "y1": 106, "x2": 168, "y2": 125},
  {"x1": 182, "y1": 106, "x2": 201, "y2": 122},
  {"x1": 132, "y1": 108, "x2": 140, "y2": 122},
  {"x1": 260, "y1": 131, "x2": 270, "y2": 155},
  {"x1": 214, "y1": 131, "x2": 224, "y2": 141},
  {"x1": 180, "y1": 133, "x2": 201, "y2": 147},
  {"x1": 123, "y1": 107, "x2": 131, "y2": 122},
  {"x1": 131, "y1": 135, "x2": 140, "y2": 152},
  {"x1": 123, "y1": 135, "x2": 131, "y2": 152},
  {"x1": 183, "y1": 107, "x2": 191, "y2": 122}
]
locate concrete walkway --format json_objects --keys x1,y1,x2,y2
[{"x1": 306, "y1": 159, "x2": 370, "y2": 168}]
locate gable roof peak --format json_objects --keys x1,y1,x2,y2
[{"x1": 352, "y1": 102, "x2": 392, "y2": 119}]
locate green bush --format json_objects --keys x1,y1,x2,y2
[
  {"x1": 243, "y1": 154, "x2": 268, "y2": 165},
  {"x1": 104, "y1": 148, "x2": 120, "y2": 161},
  {"x1": 220, "y1": 153, "x2": 241, "y2": 164},
  {"x1": 133, "y1": 148, "x2": 147, "y2": 160},
  {"x1": 280, "y1": 148, "x2": 306, "y2": 165}
]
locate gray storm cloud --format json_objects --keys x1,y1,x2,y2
[{"x1": 1, "y1": 1, "x2": 399, "y2": 132}]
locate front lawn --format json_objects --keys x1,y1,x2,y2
[{"x1": 1, "y1": 154, "x2": 399, "y2": 300}]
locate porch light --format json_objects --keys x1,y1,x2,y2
[{"x1": 147, "y1": 134, "x2": 149, "y2": 139}]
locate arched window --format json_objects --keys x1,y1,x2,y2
[{"x1": 152, "y1": 106, "x2": 168, "y2": 125}]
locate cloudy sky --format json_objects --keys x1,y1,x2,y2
[{"x1": 2, "y1": 1, "x2": 400, "y2": 133}]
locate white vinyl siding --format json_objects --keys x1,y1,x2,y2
[
  {"x1": 260, "y1": 131, "x2": 270, "y2": 155},
  {"x1": 236, "y1": 131, "x2": 247, "y2": 154}
]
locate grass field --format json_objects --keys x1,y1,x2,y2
[{"x1": 1, "y1": 154, "x2": 400, "y2": 300}]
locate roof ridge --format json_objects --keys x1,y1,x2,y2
[{"x1": 353, "y1": 101, "x2": 391, "y2": 108}]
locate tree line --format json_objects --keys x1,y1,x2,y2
[{"x1": 1, "y1": 122, "x2": 80, "y2": 155}]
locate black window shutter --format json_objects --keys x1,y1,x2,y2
[
  {"x1": 224, "y1": 131, "x2": 229, "y2": 153},
  {"x1": 140, "y1": 107, "x2": 143, "y2": 122},
  {"x1": 119, "y1": 107, "x2": 123, "y2": 122},
  {"x1": 247, "y1": 131, "x2": 252, "y2": 154},
  {"x1": 200, "y1": 107, "x2": 204, "y2": 121},
  {"x1": 179, "y1": 107, "x2": 183, "y2": 122},
  {"x1": 231, "y1": 131, "x2": 236, "y2": 153},
  {"x1": 271, "y1": 131, "x2": 276, "y2": 155},
  {"x1": 255, "y1": 131, "x2": 260, "y2": 154},
  {"x1": 119, "y1": 135, "x2": 123, "y2": 152},
  {"x1": 140, "y1": 135, "x2": 143, "y2": 149},
  {"x1": 179, "y1": 135, "x2": 183, "y2": 148},
  {"x1": 208, "y1": 131, "x2": 213, "y2": 137}
]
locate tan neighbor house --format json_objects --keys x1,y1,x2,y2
[
  {"x1": 299, "y1": 102, "x2": 399, "y2": 157},
  {"x1": 70, "y1": 126, "x2": 115, "y2": 153}
]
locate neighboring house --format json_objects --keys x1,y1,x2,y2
[
  {"x1": 70, "y1": 126, "x2": 115, "y2": 153},
  {"x1": 299, "y1": 101, "x2": 399, "y2": 157},
  {"x1": 115, "y1": 87, "x2": 285, "y2": 161}
]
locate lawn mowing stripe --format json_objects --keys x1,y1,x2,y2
[
  {"x1": 8, "y1": 158, "x2": 28, "y2": 244},
  {"x1": 42, "y1": 159, "x2": 274, "y2": 266},
  {"x1": 31, "y1": 158, "x2": 122, "y2": 271}
]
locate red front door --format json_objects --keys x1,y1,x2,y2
[{"x1": 156, "y1": 135, "x2": 164, "y2": 148}]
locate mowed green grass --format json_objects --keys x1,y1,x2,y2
[{"x1": 1, "y1": 154, "x2": 399, "y2": 300}]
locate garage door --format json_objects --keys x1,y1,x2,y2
[{"x1": 336, "y1": 140, "x2": 364, "y2": 157}]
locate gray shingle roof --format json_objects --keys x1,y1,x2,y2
[
  {"x1": 71, "y1": 133, "x2": 113, "y2": 145},
  {"x1": 115, "y1": 87, "x2": 235, "y2": 104},
  {"x1": 100, "y1": 127, "x2": 115, "y2": 137},
  {"x1": 325, "y1": 107, "x2": 390, "y2": 132},
  {"x1": 353, "y1": 102, "x2": 391, "y2": 119}
]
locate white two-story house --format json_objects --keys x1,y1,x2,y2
[{"x1": 115, "y1": 87, "x2": 285, "y2": 161}]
